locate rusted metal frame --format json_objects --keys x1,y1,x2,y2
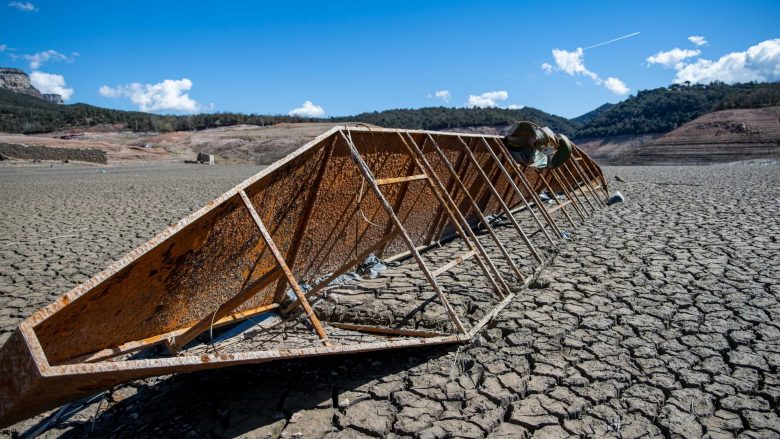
[
  {"x1": 325, "y1": 322, "x2": 449, "y2": 338},
  {"x1": 431, "y1": 250, "x2": 477, "y2": 277},
  {"x1": 566, "y1": 158, "x2": 603, "y2": 209},
  {"x1": 238, "y1": 189, "x2": 331, "y2": 345},
  {"x1": 168, "y1": 266, "x2": 285, "y2": 352},
  {"x1": 271, "y1": 137, "x2": 337, "y2": 302},
  {"x1": 533, "y1": 168, "x2": 578, "y2": 228},
  {"x1": 534, "y1": 169, "x2": 577, "y2": 227},
  {"x1": 546, "y1": 200, "x2": 573, "y2": 214},
  {"x1": 573, "y1": 160, "x2": 607, "y2": 207},
  {"x1": 549, "y1": 167, "x2": 589, "y2": 219},
  {"x1": 483, "y1": 137, "x2": 566, "y2": 240},
  {"x1": 504, "y1": 149, "x2": 578, "y2": 229},
  {"x1": 71, "y1": 303, "x2": 281, "y2": 364},
  {"x1": 572, "y1": 147, "x2": 610, "y2": 199},
  {"x1": 380, "y1": 158, "x2": 423, "y2": 257},
  {"x1": 568, "y1": 155, "x2": 606, "y2": 208},
  {"x1": 401, "y1": 132, "x2": 511, "y2": 297},
  {"x1": 562, "y1": 162, "x2": 597, "y2": 211},
  {"x1": 455, "y1": 135, "x2": 545, "y2": 264},
  {"x1": 340, "y1": 129, "x2": 467, "y2": 334},
  {"x1": 281, "y1": 229, "x2": 400, "y2": 315},
  {"x1": 575, "y1": 145, "x2": 610, "y2": 191},
  {"x1": 481, "y1": 137, "x2": 562, "y2": 242},
  {"x1": 375, "y1": 174, "x2": 428, "y2": 185},
  {"x1": 416, "y1": 132, "x2": 527, "y2": 284}
]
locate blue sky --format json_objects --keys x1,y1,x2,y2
[{"x1": 1, "y1": 0, "x2": 778, "y2": 118}]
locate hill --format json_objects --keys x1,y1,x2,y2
[
  {"x1": 577, "y1": 106, "x2": 780, "y2": 165},
  {"x1": 571, "y1": 103, "x2": 614, "y2": 126},
  {"x1": 575, "y1": 82, "x2": 780, "y2": 139},
  {"x1": 0, "y1": 88, "x2": 306, "y2": 134},
  {"x1": 330, "y1": 106, "x2": 579, "y2": 136},
  {"x1": 630, "y1": 106, "x2": 780, "y2": 164}
]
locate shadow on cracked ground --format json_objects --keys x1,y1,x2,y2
[{"x1": 2, "y1": 162, "x2": 780, "y2": 438}]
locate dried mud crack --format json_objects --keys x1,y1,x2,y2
[{"x1": 1, "y1": 162, "x2": 779, "y2": 438}]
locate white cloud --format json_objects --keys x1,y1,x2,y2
[
  {"x1": 99, "y1": 78, "x2": 201, "y2": 113},
  {"x1": 288, "y1": 100, "x2": 325, "y2": 117},
  {"x1": 603, "y1": 77, "x2": 630, "y2": 95},
  {"x1": 30, "y1": 71, "x2": 73, "y2": 100},
  {"x1": 507, "y1": 104, "x2": 525, "y2": 110},
  {"x1": 552, "y1": 48, "x2": 600, "y2": 81},
  {"x1": 467, "y1": 90, "x2": 508, "y2": 108},
  {"x1": 434, "y1": 90, "x2": 451, "y2": 103},
  {"x1": 547, "y1": 47, "x2": 630, "y2": 95},
  {"x1": 23, "y1": 49, "x2": 78, "y2": 69},
  {"x1": 688, "y1": 36, "x2": 707, "y2": 47},
  {"x1": 8, "y1": 1, "x2": 37, "y2": 11},
  {"x1": 646, "y1": 48, "x2": 701, "y2": 69},
  {"x1": 670, "y1": 38, "x2": 780, "y2": 84}
]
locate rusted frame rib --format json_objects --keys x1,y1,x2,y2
[
  {"x1": 419, "y1": 133, "x2": 527, "y2": 282},
  {"x1": 71, "y1": 303, "x2": 281, "y2": 364},
  {"x1": 238, "y1": 189, "x2": 331, "y2": 345},
  {"x1": 340, "y1": 129, "x2": 467, "y2": 334},
  {"x1": 549, "y1": 167, "x2": 590, "y2": 219},
  {"x1": 572, "y1": 147, "x2": 610, "y2": 200},
  {"x1": 401, "y1": 131, "x2": 510, "y2": 297},
  {"x1": 568, "y1": 150, "x2": 606, "y2": 207},
  {"x1": 272, "y1": 137, "x2": 336, "y2": 302},
  {"x1": 455, "y1": 135, "x2": 544, "y2": 264},
  {"x1": 432, "y1": 250, "x2": 477, "y2": 277},
  {"x1": 326, "y1": 322, "x2": 449, "y2": 338},
  {"x1": 481, "y1": 137, "x2": 563, "y2": 241},
  {"x1": 376, "y1": 174, "x2": 428, "y2": 185},
  {"x1": 562, "y1": 162, "x2": 597, "y2": 211},
  {"x1": 496, "y1": 139, "x2": 578, "y2": 229},
  {"x1": 546, "y1": 200, "x2": 573, "y2": 214},
  {"x1": 575, "y1": 146, "x2": 610, "y2": 192},
  {"x1": 169, "y1": 266, "x2": 284, "y2": 352},
  {"x1": 534, "y1": 167, "x2": 577, "y2": 228},
  {"x1": 282, "y1": 229, "x2": 399, "y2": 315}
]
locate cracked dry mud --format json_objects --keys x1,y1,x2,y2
[{"x1": 2, "y1": 162, "x2": 780, "y2": 438}]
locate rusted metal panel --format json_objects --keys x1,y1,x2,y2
[{"x1": 0, "y1": 126, "x2": 607, "y2": 428}]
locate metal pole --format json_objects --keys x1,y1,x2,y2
[{"x1": 340, "y1": 130, "x2": 467, "y2": 334}]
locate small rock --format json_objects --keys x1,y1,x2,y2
[
  {"x1": 484, "y1": 328, "x2": 503, "y2": 343},
  {"x1": 615, "y1": 175, "x2": 627, "y2": 182},
  {"x1": 607, "y1": 191, "x2": 624, "y2": 205}
]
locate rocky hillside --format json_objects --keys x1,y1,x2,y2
[
  {"x1": 0, "y1": 68, "x2": 62, "y2": 103},
  {"x1": 634, "y1": 107, "x2": 780, "y2": 164},
  {"x1": 579, "y1": 107, "x2": 780, "y2": 164},
  {"x1": 575, "y1": 82, "x2": 780, "y2": 139}
]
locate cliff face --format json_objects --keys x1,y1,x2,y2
[{"x1": 0, "y1": 67, "x2": 63, "y2": 103}]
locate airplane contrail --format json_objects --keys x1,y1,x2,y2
[
  {"x1": 583, "y1": 31, "x2": 641, "y2": 51},
  {"x1": 500, "y1": 31, "x2": 642, "y2": 77}
]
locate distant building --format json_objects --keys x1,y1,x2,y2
[{"x1": 197, "y1": 152, "x2": 214, "y2": 165}]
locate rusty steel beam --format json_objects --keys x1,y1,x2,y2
[{"x1": 0, "y1": 125, "x2": 607, "y2": 428}]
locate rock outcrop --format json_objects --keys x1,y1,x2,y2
[
  {"x1": 42, "y1": 93, "x2": 64, "y2": 104},
  {"x1": 0, "y1": 67, "x2": 63, "y2": 103}
]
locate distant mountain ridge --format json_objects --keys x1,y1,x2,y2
[{"x1": 1, "y1": 72, "x2": 779, "y2": 141}]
